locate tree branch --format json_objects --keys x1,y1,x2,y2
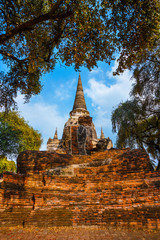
[
  {"x1": 141, "y1": 138, "x2": 160, "y2": 150},
  {"x1": 0, "y1": 50, "x2": 28, "y2": 64},
  {"x1": 44, "y1": 20, "x2": 66, "y2": 62},
  {"x1": 0, "y1": 0, "x2": 72, "y2": 45}
]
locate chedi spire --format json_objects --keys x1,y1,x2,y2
[
  {"x1": 53, "y1": 128, "x2": 58, "y2": 140},
  {"x1": 47, "y1": 128, "x2": 59, "y2": 152},
  {"x1": 72, "y1": 73, "x2": 87, "y2": 111},
  {"x1": 47, "y1": 73, "x2": 113, "y2": 154},
  {"x1": 100, "y1": 127, "x2": 105, "y2": 139}
]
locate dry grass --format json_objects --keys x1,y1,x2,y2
[{"x1": 0, "y1": 226, "x2": 160, "y2": 240}]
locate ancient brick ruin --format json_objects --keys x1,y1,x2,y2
[
  {"x1": 0, "y1": 75, "x2": 160, "y2": 230},
  {"x1": 47, "y1": 74, "x2": 113, "y2": 154}
]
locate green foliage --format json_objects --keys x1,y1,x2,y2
[
  {"x1": 112, "y1": 99, "x2": 160, "y2": 165},
  {"x1": 131, "y1": 40, "x2": 160, "y2": 114},
  {"x1": 112, "y1": 40, "x2": 160, "y2": 166},
  {"x1": 0, "y1": 155, "x2": 16, "y2": 173},
  {"x1": 0, "y1": 0, "x2": 159, "y2": 109},
  {"x1": 0, "y1": 111, "x2": 42, "y2": 158},
  {"x1": 112, "y1": 100, "x2": 141, "y2": 148}
]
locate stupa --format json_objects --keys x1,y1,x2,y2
[
  {"x1": 47, "y1": 74, "x2": 113, "y2": 154},
  {"x1": 0, "y1": 75, "x2": 159, "y2": 230},
  {"x1": 47, "y1": 128, "x2": 59, "y2": 151}
]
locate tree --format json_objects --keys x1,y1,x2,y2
[
  {"x1": 112, "y1": 100, "x2": 160, "y2": 168},
  {"x1": 0, "y1": 155, "x2": 16, "y2": 173},
  {"x1": 0, "y1": 0, "x2": 159, "y2": 110},
  {"x1": 112, "y1": 100, "x2": 160, "y2": 157},
  {"x1": 131, "y1": 40, "x2": 160, "y2": 117},
  {"x1": 0, "y1": 111, "x2": 42, "y2": 159},
  {"x1": 112, "y1": 41, "x2": 160, "y2": 168}
]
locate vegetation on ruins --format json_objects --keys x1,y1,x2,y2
[
  {"x1": 112, "y1": 100, "x2": 160, "y2": 167},
  {"x1": 0, "y1": 155, "x2": 16, "y2": 173},
  {"x1": 112, "y1": 41, "x2": 160, "y2": 167},
  {"x1": 0, "y1": 111, "x2": 42, "y2": 160},
  {"x1": 0, "y1": 0, "x2": 159, "y2": 110}
]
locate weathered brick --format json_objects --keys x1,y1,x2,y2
[{"x1": 0, "y1": 148, "x2": 160, "y2": 230}]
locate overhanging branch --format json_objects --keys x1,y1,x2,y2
[
  {"x1": 0, "y1": 50, "x2": 28, "y2": 64},
  {"x1": 0, "y1": 0, "x2": 72, "y2": 45}
]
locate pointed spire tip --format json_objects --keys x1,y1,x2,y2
[
  {"x1": 53, "y1": 128, "x2": 58, "y2": 140},
  {"x1": 72, "y1": 74, "x2": 87, "y2": 111},
  {"x1": 100, "y1": 127, "x2": 105, "y2": 139}
]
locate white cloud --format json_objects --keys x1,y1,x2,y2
[
  {"x1": 85, "y1": 60, "x2": 132, "y2": 144},
  {"x1": 89, "y1": 67, "x2": 106, "y2": 82},
  {"x1": 90, "y1": 67, "x2": 103, "y2": 74},
  {"x1": 55, "y1": 78, "x2": 76, "y2": 100},
  {"x1": 106, "y1": 60, "x2": 132, "y2": 83},
  {"x1": 86, "y1": 60, "x2": 132, "y2": 111},
  {"x1": 16, "y1": 95, "x2": 67, "y2": 150},
  {"x1": 55, "y1": 85, "x2": 70, "y2": 100}
]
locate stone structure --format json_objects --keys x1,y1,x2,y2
[
  {"x1": 47, "y1": 129, "x2": 60, "y2": 151},
  {"x1": 47, "y1": 74, "x2": 112, "y2": 154},
  {"x1": 0, "y1": 148, "x2": 160, "y2": 229},
  {"x1": 0, "y1": 74, "x2": 160, "y2": 230},
  {"x1": 100, "y1": 127, "x2": 105, "y2": 139},
  {"x1": 96, "y1": 127, "x2": 113, "y2": 151}
]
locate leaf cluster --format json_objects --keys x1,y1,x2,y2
[
  {"x1": 131, "y1": 40, "x2": 160, "y2": 116},
  {"x1": 0, "y1": 155, "x2": 16, "y2": 173},
  {"x1": 112, "y1": 100, "x2": 160, "y2": 160},
  {"x1": 0, "y1": 111, "x2": 42, "y2": 159},
  {"x1": 112, "y1": 41, "x2": 160, "y2": 166},
  {"x1": 0, "y1": 0, "x2": 159, "y2": 109}
]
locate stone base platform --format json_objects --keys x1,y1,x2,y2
[{"x1": 0, "y1": 149, "x2": 160, "y2": 230}]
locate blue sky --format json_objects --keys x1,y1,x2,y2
[{"x1": 1, "y1": 60, "x2": 133, "y2": 150}]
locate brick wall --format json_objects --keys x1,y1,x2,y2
[
  {"x1": 71, "y1": 126, "x2": 79, "y2": 155},
  {"x1": 0, "y1": 148, "x2": 160, "y2": 230},
  {"x1": 17, "y1": 151, "x2": 73, "y2": 174}
]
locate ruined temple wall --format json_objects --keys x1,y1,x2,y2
[
  {"x1": 17, "y1": 151, "x2": 74, "y2": 174},
  {"x1": 62, "y1": 116, "x2": 97, "y2": 155},
  {"x1": 0, "y1": 170, "x2": 160, "y2": 229},
  {"x1": 16, "y1": 148, "x2": 152, "y2": 175},
  {"x1": 0, "y1": 149, "x2": 160, "y2": 229}
]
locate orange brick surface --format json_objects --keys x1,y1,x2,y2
[{"x1": 0, "y1": 149, "x2": 160, "y2": 230}]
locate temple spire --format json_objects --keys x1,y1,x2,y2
[
  {"x1": 53, "y1": 128, "x2": 58, "y2": 140},
  {"x1": 100, "y1": 127, "x2": 105, "y2": 139},
  {"x1": 72, "y1": 73, "x2": 87, "y2": 111}
]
